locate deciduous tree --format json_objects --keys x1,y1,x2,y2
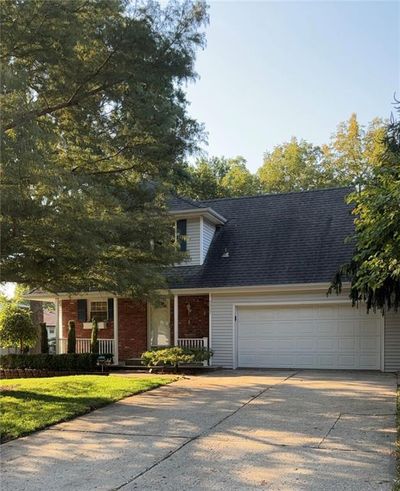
[
  {"x1": 329, "y1": 106, "x2": 400, "y2": 312},
  {"x1": 258, "y1": 138, "x2": 326, "y2": 193},
  {"x1": 181, "y1": 156, "x2": 260, "y2": 199},
  {"x1": 1, "y1": 0, "x2": 208, "y2": 296},
  {"x1": 0, "y1": 300, "x2": 37, "y2": 353}
]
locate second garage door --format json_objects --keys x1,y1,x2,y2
[{"x1": 237, "y1": 304, "x2": 381, "y2": 370}]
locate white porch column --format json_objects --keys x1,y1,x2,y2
[
  {"x1": 55, "y1": 298, "x2": 60, "y2": 354},
  {"x1": 174, "y1": 294, "x2": 179, "y2": 346},
  {"x1": 113, "y1": 297, "x2": 119, "y2": 365}
]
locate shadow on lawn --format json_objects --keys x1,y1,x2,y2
[{"x1": 1, "y1": 390, "x2": 115, "y2": 444}]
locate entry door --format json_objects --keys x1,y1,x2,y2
[{"x1": 149, "y1": 299, "x2": 171, "y2": 347}]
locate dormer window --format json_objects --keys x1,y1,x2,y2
[{"x1": 176, "y1": 219, "x2": 187, "y2": 252}]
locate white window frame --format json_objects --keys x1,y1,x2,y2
[{"x1": 83, "y1": 299, "x2": 108, "y2": 329}]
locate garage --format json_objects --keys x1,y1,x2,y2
[{"x1": 237, "y1": 304, "x2": 382, "y2": 370}]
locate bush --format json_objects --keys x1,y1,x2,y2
[
  {"x1": 0, "y1": 353, "x2": 99, "y2": 371},
  {"x1": 40, "y1": 323, "x2": 49, "y2": 354},
  {"x1": 141, "y1": 347, "x2": 213, "y2": 369},
  {"x1": 67, "y1": 320, "x2": 76, "y2": 354}
]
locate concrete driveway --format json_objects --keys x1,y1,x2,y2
[{"x1": 1, "y1": 370, "x2": 397, "y2": 490}]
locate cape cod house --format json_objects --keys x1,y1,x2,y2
[{"x1": 26, "y1": 187, "x2": 400, "y2": 371}]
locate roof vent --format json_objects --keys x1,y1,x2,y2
[{"x1": 221, "y1": 248, "x2": 230, "y2": 258}]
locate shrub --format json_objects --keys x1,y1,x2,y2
[
  {"x1": 67, "y1": 320, "x2": 76, "y2": 354},
  {"x1": 91, "y1": 319, "x2": 99, "y2": 354},
  {"x1": 141, "y1": 347, "x2": 213, "y2": 370},
  {"x1": 0, "y1": 302, "x2": 37, "y2": 352},
  {"x1": 40, "y1": 323, "x2": 49, "y2": 354},
  {"x1": 0, "y1": 353, "x2": 99, "y2": 371}
]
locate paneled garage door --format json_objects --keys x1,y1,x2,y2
[{"x1": 237, "y1": 304, "x2": 382, "y2": 369}]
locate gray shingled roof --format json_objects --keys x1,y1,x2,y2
[
  {"x1": 168, "y1": 187, "x2": 354, "y2": 289},
  {"x1": 168, "y1": 196, "x2": 204, "y2": 212}
]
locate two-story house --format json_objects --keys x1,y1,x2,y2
[{"x1": 26, "y1": 187, "x2": 400, "y2": 371}]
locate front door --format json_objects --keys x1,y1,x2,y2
[{"x1": 149, "y1": 299, "x2": 171, "y2": 348}]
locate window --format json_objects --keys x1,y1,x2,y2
[
  {"x1": 176, "y1": 219, "x2": 187, "y2": 252},
  {"x1": 89, "y1": 301, "x2": 108, "y2": 322}
]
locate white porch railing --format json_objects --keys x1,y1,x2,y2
[
  {"x1": 177, "y1": 337, "x2": 209, "y2": 365},
  {"x1": 58, "y1": 338, "x2": 115, "y2": 356},
  {"x1": 178, "y1": 337, "x2": 208, "y2": 350}
]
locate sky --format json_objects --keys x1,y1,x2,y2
[{"x1": 185, "y1": 1, "x2": 400, "y2": 172}]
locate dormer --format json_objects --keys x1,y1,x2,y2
[{"x1": 169, "y1": 197, "x2": 226, "y2": 266}]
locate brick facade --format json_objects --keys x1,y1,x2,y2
[
  {"x1": 61, "y1": 299, "x2": 114, "y2": 339},
  {"x1": 61, "y1": 298, "x2": 147, "y2": 361},
  {"x1": 117, "y1": 298, "x2": 147, "y2": 360},
  {"x1": 170, "y1": 295, "x2": 209, "y2": 339},
  {"x1": 61, "y1": 295, "x2": 208, "y2": 362}
]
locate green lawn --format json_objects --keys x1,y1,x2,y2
[{"x1": 0, "y1": 375, "x2": 175, "y2": 442}]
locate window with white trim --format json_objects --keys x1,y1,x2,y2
[{"x1": 89, "y1": 300, "x2": 108, "y2": 322}]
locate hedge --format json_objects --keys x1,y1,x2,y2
[{"x1": 0, "y1": 353, "x2": 99, "y2": 371}]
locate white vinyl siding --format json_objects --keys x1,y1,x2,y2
[
  {"x1": 210, "y1": 291, "x2": 383, "y2": 369},
  {"x1": 384, "y1": 311, "x2": 400, "y2": 371},
  {"x1": 181, "y1": 218, "x2": 201, "y2": 266},
  {"x1": 202, "y1": 219, "x2": 215, "y2": 262}
]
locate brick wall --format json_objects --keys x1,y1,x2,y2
[
  {"x1": 170, "y1": 295, "x2": 209, "y2": 340},
  {"x1": 61, "y1": 298, "x2": 148, "y2": 361},
  {"x1": 118, "y1": 298, "x2": 147, "y2": 360}
]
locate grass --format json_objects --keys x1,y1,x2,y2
[
  {"x1": 0, "y1": 374, "x2": 175, "y2": 443},
  {"x1": 395, "y1": 385, "x2": 400, "y2": 491}
]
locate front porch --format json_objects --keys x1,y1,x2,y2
[
  {"x1": 54, "y1": 294, "x2": 210, "y2": 365},
  {"x1": 58, "y1": 338, "x2": 116, "y2": 356}
]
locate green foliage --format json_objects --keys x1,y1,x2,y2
[
  {"x1": 91, "y1": 319, "x2": 99, "y2": 354},
  {"x1": 257, "y1": 116, "x2": 387, "y2": 194},
  {"x1": 329, "y1": 105, "x2": 400, "y2": 312},
  {"x1": 40, "y1": 323, "x2": 48, "y2": 354},
  {"x1": 67, "y1": 320, "x2": 76, "y2": 354},
  {"x1": 1, "y1": 0, "x2": 208, "y2": 295},
  {"x1": 141, "y1": 346, "x2": 212, "y2": 368},
  {"x1": 0, "y1": 353, "x2": 98, "y2": 371},
  {"x1": 258, "y1": 138, "x2": 327, "y2": 193},
  {"x1": 179, "y1": 114, "x2": 387, "y2": 200},
  {"x1": 322, "y1": 115, "x2": 387, "y2": 189},
  {"x1": 0, "y1": 301, "x2": 37, "y2": 352},
  {"x1": 180, "y1": 156, "x2": 261, "y2": 199}
]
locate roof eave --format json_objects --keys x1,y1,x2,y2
[{"x1": 169, "y1": 207, "x2": 227, "y2": 225}]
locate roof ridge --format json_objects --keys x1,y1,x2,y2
[
  {"x1": 172, "y1": 195, "x2": 204, "y2": 209},
  {"x1": 199, "y1": 186, "x2": 353, "y2": 204}
]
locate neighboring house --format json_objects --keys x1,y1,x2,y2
[
  {"x1": 43, "y1": 309, "x2": 56, "y2": 338},
  {"x1": 25, "y1": 188, "x2": 400, "y2": 371}
]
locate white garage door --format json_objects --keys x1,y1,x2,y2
[{"x1": 237, "y1": 304, "x2": 381, "y2": 370}]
